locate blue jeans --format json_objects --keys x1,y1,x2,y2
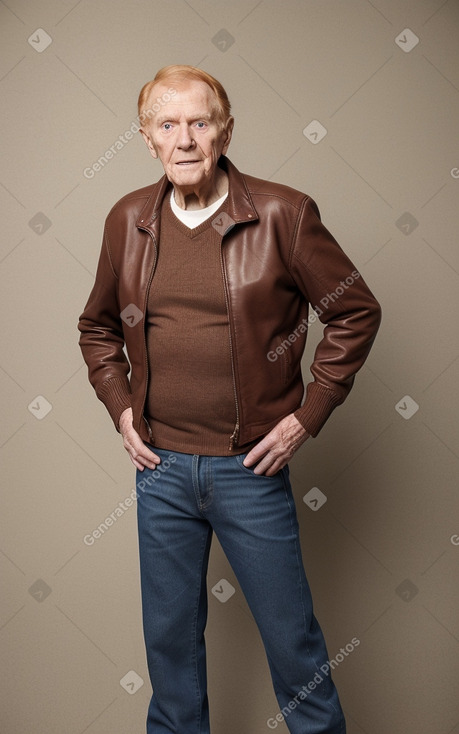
[{"x1": 136, "y1": 448, "x2": 346, "y2": 734}]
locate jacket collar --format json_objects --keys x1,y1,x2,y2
[{"x1": 135, "y1": 155, "x2": 259, "y2": 233}]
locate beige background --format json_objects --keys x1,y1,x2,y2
[{"x1": 1, "y1": 0, "x2": 458, "y2": 732}]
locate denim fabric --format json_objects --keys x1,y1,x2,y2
[{"x1": 136, "y1": 447, "x2": 346, "y2": 734}]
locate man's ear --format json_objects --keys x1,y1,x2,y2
[
  {"x1": 221, "y1": 116, "x2": 234, "y2": 156},
  {"x1": 139, "y1": 128, "x2": 158, "y2": 159}
]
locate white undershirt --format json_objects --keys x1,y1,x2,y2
[{"x1": 170, "y1": 189, "x2": 228, "y2": 228}]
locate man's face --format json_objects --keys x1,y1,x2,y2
[{"x1": 140, "y1": 81, "x2": 233, "y2": 191}]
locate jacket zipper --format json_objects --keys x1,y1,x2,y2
[
  {"x1": 219, "y1": 245, "x2": 240, "y2": 451},
  {"x1": 138, "y1": 225, "x2": 158, "y2": 440}
]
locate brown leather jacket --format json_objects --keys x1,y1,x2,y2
[{"x1": 78, "y1": 156, "x2": 381, "y2": 448}]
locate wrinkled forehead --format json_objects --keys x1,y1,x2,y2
[{"x1": 142, "y1": 80, "x2": 220, "y2": 124}]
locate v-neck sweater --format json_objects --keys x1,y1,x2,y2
[{"x1": 144, "y1": 193, "x2": 251, "y2": 455}]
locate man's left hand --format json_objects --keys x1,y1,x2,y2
[{"x1": 243, "y1": 413, "x2": 310, "y2": 476}]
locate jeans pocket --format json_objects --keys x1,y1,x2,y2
[{"x1": 235, "y1": 453, "x2": 284, "y2": 478}]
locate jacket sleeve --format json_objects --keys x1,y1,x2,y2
[
  {"x1": 290, "y1": 196, "x2": 382, "y2": 437},
  {"x1": 77, "y1": 225, "x2": 132, "y2": 433}
]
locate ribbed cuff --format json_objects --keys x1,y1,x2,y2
[
  {"x1": 294, "y1": 382, "x2": 344, "y2": 437},
  {"x1": 97, "y1": 376, "x2": 132, "y2": 432}
]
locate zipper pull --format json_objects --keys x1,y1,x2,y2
[{"x1": 228, "y1": 421, "x2": 239, "y2": 451}]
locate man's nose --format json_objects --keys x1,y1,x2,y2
[{"x1": 177, "y1": 123, "x2": 195, "y2": 149}]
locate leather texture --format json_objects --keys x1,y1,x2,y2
[{"x1": 78, "y1": 156, "x2": 381, "y2": 446}]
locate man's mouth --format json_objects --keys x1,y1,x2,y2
[{"x1": 176, "y1": 160, "x2": 200, "y2": 165}]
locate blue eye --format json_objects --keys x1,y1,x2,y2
[
  {"x1": 196, "y1": 122, "x2": 206, "y2": 128},
  {"x1": 162, "y1": 123, "x2": 172, "y2": 130}
]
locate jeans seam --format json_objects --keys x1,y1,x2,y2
[
  {"x1": 191, "y1": 525, "x2": 210, "y2": 733},
  {"x1": 202, "y1": 456, "x2": 214, "y2": 510},
  {"x1": 192, "y1": 456, "x2": 214, "y2": 513},
  {"x1": 192, "y1": 454, "x2": 206, "y2": 516}
]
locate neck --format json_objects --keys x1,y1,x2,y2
[{"x1": 172, "y1": 166, "x2": 228, "y2": 210}]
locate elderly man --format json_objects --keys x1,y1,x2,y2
[{"x1": 78, "y1": 65, "x2": 381, "y2": 734}]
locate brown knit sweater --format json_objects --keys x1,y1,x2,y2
[{"x1": 145, "y1": 194, "x2": 255, "y2": 455}]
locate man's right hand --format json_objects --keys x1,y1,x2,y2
[{"x1": 119, "y1": 407, "x2": 160, "y2": 471}]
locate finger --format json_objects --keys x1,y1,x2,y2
[
  {"x1": 137, "y1": 445, "x2": 161, "y2": 466},
  {"x1": 243, "y1": 435, "x2": 276, "y2": 467},
  {"x1": 264, "y1": 458, "x2": 286, "y2": 477},
  {"x1": 253, "y1": 446, "x2": 288, "y2": 475},
  {"x1": 128, "y1": 449, "x2": 158, "y2": 471},
  {"x1": 125, "y1": 433, "x2": 161, "y2": 468},
  {"x1": 252, "y1": 453, "x2": 278, "y2": 476},
  {"x1": 243, "y1": 450, "x2": 262, "y2": 468},
  {"x1": 139, "y1": 456, "x2": 160, "y2": 470},
  {"x1": 128, "y1": 453, "x2": 146, "y2": 471},
  {"x1": 131, "y1": 447, "x2": 160, "y2": 470}
]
